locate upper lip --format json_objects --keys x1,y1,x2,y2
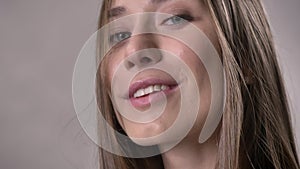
[{"x1": 127, "y1": 77, "x2": 179, "y2": 99}]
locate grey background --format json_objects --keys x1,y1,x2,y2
[{"x1": 0, "y1": 0, "x2": 299, "y2": 168}]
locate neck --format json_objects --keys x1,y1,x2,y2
[{"x1": 160, "y1": 135, "x2": 218, "y2": 169}]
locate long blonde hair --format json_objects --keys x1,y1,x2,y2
[{"x1": 96, "y1": 0, "x2": 300, "y2": 168}]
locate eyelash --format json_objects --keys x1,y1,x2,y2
[
  {"x1": 109, "y1": 13, "x2": 194, "y2": 45},
  {"x1": 162, "y1": 13, "x2": 194, "y2": 25},
  {"x1": 109, "y1": 31, "x2": 131, "y2": 45}
]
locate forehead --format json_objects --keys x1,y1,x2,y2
[
  {"x1": 110, "y1": 0, "x2": 185, "y2": 13},
  {"x1": 108, "y1": 0, "x2": 203, "y2": 20},
  {"x1": 112, "y1": 0, "x2": 172, "y2": 7}
]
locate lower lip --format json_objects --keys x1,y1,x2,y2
[{"x1": 129, "y1": 85, "x2": 179, "y2": 108}]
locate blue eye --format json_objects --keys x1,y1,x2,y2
[
  {"x1": 109, "y1": 31, "x2": 132, "y2": 44},
  {"x1": 162, "y1": 14, "x2": 194, "y2": 26}
]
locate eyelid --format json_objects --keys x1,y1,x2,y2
[
  {"x1": 160, "y1": 12, "x2": 194, "y2": 26},
  {"x1": 109, "y1": 31, "x2": 132, "y2": 46},
  {"x1": 158, "y1": 4, "x2": 192, "y2": 16},
  {"x1": 108, "y1": 25, "x2": 130, "y2": 34}
]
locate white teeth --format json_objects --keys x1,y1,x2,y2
[
  {"x1": 144, "y1": 86, "x2": 154, "y2": 95},
  {"x1": 154, "y1": 85, "x2": 161, "y2": 92},
  {"x1": 133, "y1": 89, "x2": 145, "y2": 98},
  {"x1": 161, "y1": 85, "x2": 167, "y2": 90},
  {"x1": 133, "y1": 85, "x2": 169, "y2": 98}
]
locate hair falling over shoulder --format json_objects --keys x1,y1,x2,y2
[{"x1": 96, "y1": 0, "x2": 300, "y2": 169}]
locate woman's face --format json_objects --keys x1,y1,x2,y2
[{"x1": 104, "y1": 0, "x2": 220, "y2": 144}]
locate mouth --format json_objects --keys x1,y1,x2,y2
[{"x1": 128, "y1": 78, "x2": 179, "y2": 108}]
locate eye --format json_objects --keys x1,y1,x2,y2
[
  {"x1": 162, "y1": 14, "x2": 194, "y2": 26},
  {"x1": 109, "y1": 31, "x2": 132, "y2": 45}
]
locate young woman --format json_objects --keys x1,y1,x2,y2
[{"x1": 95, "y1": 0, "x2": 300, "y2": 168}]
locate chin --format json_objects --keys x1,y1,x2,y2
[
  {"x1": 130, "y1": 135, "x2": 180, "y2": 147},
  {"x1": 125, "y1": 123, "x2": 169, "y2": 146}
]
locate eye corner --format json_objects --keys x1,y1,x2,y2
[{"x1": 109, "y1": 31, "x2": 132, "y2": 46}]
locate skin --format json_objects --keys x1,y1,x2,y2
[{"x1": 105, "y1": 0, "x2": 221, "y2": 168}]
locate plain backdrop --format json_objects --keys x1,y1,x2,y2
[{"x1": 0, "y1": 0, "x2": 299, "y2": 168}]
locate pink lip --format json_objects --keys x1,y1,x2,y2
[{"x1": 127, "y1": 78, "x2": 179, "y2": 108}]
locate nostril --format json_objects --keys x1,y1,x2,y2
[
  {"x1": 125, "y1": 60, "x2": 135, "y2": 69},
  {"x1": 140, "y1": 56, "x2": 152, "y2": 64},
  {"x1": 124, "y1": 49, "x2": 163, "y2": 70}
]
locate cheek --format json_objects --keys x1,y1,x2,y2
[
  {"x1": 161, "y1": 40, "x2": 211, "y2": 102},
  {"x1": 158, "y1": 37, "x2": 211, "y2": 96},
  {"x1": 179, "y1": 49, "x2": 212, "y2": 135},
  {"x1": 160, "y1": 39, "x2": 208, "y2": 80},
  {"x1": 173, "y1": 44, "x2": 212, "y2": 127},
  {"x1": 196, "y1": 19, "x2": 221, "y2": 56},
  {"x1": 105, "y1": 51, "x2": 124, "y2": 88},
  {"x1": 206, "y1": 29, "x2": 221, "y2": 56},
  {"x1": 178, "y1": 47, "x2": 211, "y2": 99}
]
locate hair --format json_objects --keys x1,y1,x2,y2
[{"x1": 96, "y1": 0, "x2": 300, "y2": 169}]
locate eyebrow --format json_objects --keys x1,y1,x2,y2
[
  {"x1": 108, "y1": 0, "x2": 171, "y2": 19},
  {"x1": 108, "y1": 6, "x2": 126, "y2": 18}
]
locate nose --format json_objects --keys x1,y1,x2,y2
[{"x1": 124, "y1": 34, "x2": 162, "y2": 70}]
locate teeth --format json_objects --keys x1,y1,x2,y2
[
  {"x1": 133, "y1": 85, "x2": 169, "y2": 98},
  {"x1": 154, "y1": 85, "x2": 161, "y2": 92},
  {"x1": 144, "y1": 86, "x2": 154, "y2": 95},
  {"x1": 133, "y1": 89, "x2": 145, "y2": 98},
  {"x1": 161, "y1": 85, "x2": 167, "y2": 90}
]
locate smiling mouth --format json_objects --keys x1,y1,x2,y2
[
  {"x1": 133, "y1": 84, "x2": 169, "y2": 98},
  {"x1": 127, "y1": 78, "x2": 179, "y2": 108}
]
